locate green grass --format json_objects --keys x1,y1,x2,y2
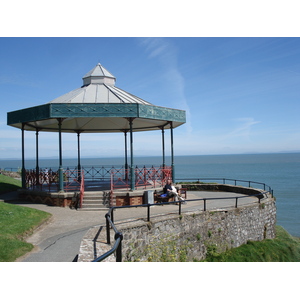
[
  {"x1": 0, "y1": 174, "x2": 22, "y2": 194},
  {"x1": 0, "y1": 202, "x2": 51, "y2": 261},
  {"x1": 203, "y1": 226, "x2": 300, "y2": 262},
  {"x1": 127, "y1": 226, "x2": 300, "y2": 262}
]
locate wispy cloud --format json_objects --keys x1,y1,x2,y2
[
  {"x1": 140, "y1": 38, "x2": 171, "y2": 60},
  {"x1": 222, "y1": 117, "x2": 261, "y2": 140},
  {"x1": 138, "y1": 37, "x2": 192, "y2": 134}
]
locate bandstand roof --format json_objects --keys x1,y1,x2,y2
[{"x1": 7, "y1": 63, "x2": 186, "y2": 133}]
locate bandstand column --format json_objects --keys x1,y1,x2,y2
[
  {"x1": 77, "y1": 131, "x2": 81, "y2": 181},
  {"x1": 57, "y1": 118, "x2": 64, "y2": 192},
  {"x1": 123, "y1": 130, "x2": 128, "y2": 180},
  {"x1": 21, "y1": 123, "x2": 26, "y2": 189},
  {"x1": 35, "y1": 129, "x2": 40, "y2": 185},
  {"x1": 170, "y1": 121, "x2": 175, "y2": 182},
  {"x1": 129, "y1": 118, "x2": 135, "y2": 191},
  {"x1": 161, "y1": 126, "x2": 165, "y2": 168}
]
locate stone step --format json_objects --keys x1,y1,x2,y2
[
  {"x1": 80, "y1": 201, "x2": 108, "y2": 211},
  {"x1": 81, "y1": 199, "x2": 108, "y2": 211},
  {"x1": 83, "y1": 195, "x2": 101, "y2": 198},
  {"x1": 83, "y1": 194, "x2": 103, "y2": 199},
  {"x1": 80, "y1": 191, "x2": 110, "y2": 211},
  {"x1": 82, "y1": 199, "x2": 102, "y2": 203},
  {"x1": 80, "y1": 206, "x2": 108, "y2": 211},
  {"x1": 84, "y1": 191, "x2": 105, "y2": 195}
]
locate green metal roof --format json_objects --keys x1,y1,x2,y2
[
  {"x1": 7, "y1": 103, "x2": 186, "y2": 133},
  {"x1": 7, "y1": 63, "x2": 186, "y2": 133}
]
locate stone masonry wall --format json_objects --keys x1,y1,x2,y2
[{"x1": 116, "y1": 197, "x2": 276, "y2": 261}]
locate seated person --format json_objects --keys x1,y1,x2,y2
[{"x1": 163, "y1": 179, "x2": 185, "y2": 202}]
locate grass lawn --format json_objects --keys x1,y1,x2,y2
[
  {"x1": 0, "y1": 174, "x2": 22, "y2": 194},
  {"x1": 0, "y1": 201, "x2": 51, "y2": 261},
  {"x1": 204, "y1": 226, "x2": 300, "y2": 262},
  {"x1": 0, "y1": 174, "x2": 51, "y2": 261}
]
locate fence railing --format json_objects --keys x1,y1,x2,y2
[
  {"x1": 79, "y1": 172, "x2": 85, "y2": 209},
  {"x1": 83, "y1": 166, "x2": 117, "y2": 181},
  {"x1": 92, "y1": 208, "x2": 123, "y2": 262},
  {"x1": 24, "y1": 168, "x2": 83, "y2": 192},
  {"x1": 110, "y1": 166, "x2": 172, "y2": 190},
  {"x1": 93, "y1": 178, "x2": 273, "y2": 262},
  {"x1": 23, "y1": 165, "x2": 172, "y2": 192},
  {"x1": 175, "y1": 177, "x2": 273, "y2": 196}
]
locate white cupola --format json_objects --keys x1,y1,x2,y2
[{"x1": 82, "y1": 63, "x2": 116, "y2": 86}]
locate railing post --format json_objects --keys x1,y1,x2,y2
[
  {"x1": 235, "y1": 197, "x2": 238, "y2": 208},
  {"x1": 110, "y1": 171, "x2": 114, "y2": 192},
  {"x1": 105, "y1": 213, "x2": 111, "y2": 245},
  {"x1": 111, "y1": 209, "x2": 114, "y2": 224},
  {"x1": 115, "y1": 232, "x2": 123, "y2": 262},
  {"x1": 21, "y1": 123, "x2": 26, "y2": 189},
  {"x1": 147, "y1": 204, "x2": 150, "y2": 222},
  {"x1": 203, "y1": 198, "x2": 206, "y2": 211},
  {"x1": 143, "y1": 166, "x2": 147, "y2": 188}
]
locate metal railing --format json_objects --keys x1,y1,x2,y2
[
  {"x1": 176, "y1": 177, "x2": 273, "y2": 193},
  {"x1": 83, "y1": 165, "x2": 119, "y2": 181},
  {"x1": 110, "y1": 165, "x2": 172, "y2": 190},
  {"x1": 22, "y1": 165, "x2": 172, "y2": 192},
  {"x1": 79, "y1": 172, "x2": 85, "y2": 209},
  {"x1": 92, "y1": 207, "x2": 123, "y2": 262},
  {"x1": 92, "y1": 178, "x2": 273, "y2": 262},
  {"x1": 24, "y1": 168, "x2": 83, "y2": 192}
]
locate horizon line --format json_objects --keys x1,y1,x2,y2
[{"x1": 1, "y1": 151, "x2": 300, "y2": 161}]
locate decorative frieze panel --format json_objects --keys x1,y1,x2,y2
[
  {"x1": 7, "y1": 104, "x2": 51, "y2": 125},
  {"x1": 138, "y1": 105, "x2": 186, "y2": 123},
  {"x1": 50, "y1": 103, "x2": 139, "y2": 118}
]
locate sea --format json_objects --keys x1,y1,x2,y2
[{"x1": 1, "y1": 152, "x2": 299, "y2": 237}]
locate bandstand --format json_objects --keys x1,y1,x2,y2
[{"x1": 7, "y1": 63, "x2": 186, "y2": 208}]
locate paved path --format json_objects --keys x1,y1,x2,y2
[{"x1": 1, "y1": 190, "x2": 259, "y2": 262}]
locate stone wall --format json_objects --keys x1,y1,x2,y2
[{"x1": 113, "y1": 197, "x2": 276, "y2": 261}]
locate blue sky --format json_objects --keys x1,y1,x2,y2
[{"x1": 1, "y1": 37, "x2": 300, "y2": 159}]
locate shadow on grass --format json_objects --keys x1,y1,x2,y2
[{"x1": 0, "y1": 183, "x2": 21, "y2": 195}]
